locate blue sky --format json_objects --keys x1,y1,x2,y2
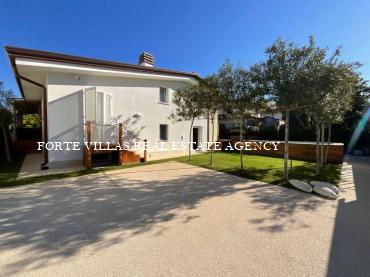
[{"x1": 1, "y1": 0, "x2": 370, "y2": 97}]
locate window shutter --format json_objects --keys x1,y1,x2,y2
[
  {"x1": 96, "y1": 92, "x2": 104, "y2": 124},
  {"x1": 105, "y1": 94, "x2": 112, "y2": 124},
  {"x1": 85, "y1": 87, "x2": 96, "y2": 122}
]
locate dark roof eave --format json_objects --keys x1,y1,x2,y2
[
  {"x1": 5, "y1": 46, "x2": 201, "y2": 82},
  {"x1": 5, "y1": 48, "x2": 26, "y2": 99}
]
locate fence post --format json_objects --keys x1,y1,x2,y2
[
  {"x1": 84, "y1": 121, "x2": 92, "y2": 169},
  {"x1": 144, "y1": 139, "x2": 148, "y2": 162},
  {"x1": 86, "y1": 121, "x2": 92, "y2": 144},
  {"x1": 117, "y1": 123, "x2": 123, "y2": 165},
  {"x1": 118, "y1": 123, "x2": 123, "y2": 146}
]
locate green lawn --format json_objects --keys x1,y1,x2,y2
[
  {"x1": 173, "y1": 152, "x2": 342, "y2": 186},
  {"x1": 0, "y1": 156, "x2": 25, "y2": 187},
  {"x1": 0, "y1": 152, "x2": 341, "y2": 188}
]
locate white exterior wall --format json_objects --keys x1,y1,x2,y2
[{"x1": 46, "y1": 72, "x2": 208, "y2": 162}]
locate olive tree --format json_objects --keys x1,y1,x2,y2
[
  {"x1": 218, "y1": 61, "x2": 265, "y2": 170},
  {"x1": 304, "y1": 48, "x2": 358, "y2": 172},
  {"x1": 322, "y1": 63, "x2": 357, "y2": 164},
  {"x1": 172, "y1": 83, "x2": 204, "y2": 161},
  {"x1": 260, "y1": 37, "x2": 317, "y2": 179},
  {"x1": 200, "y1": 75, "x2": 224, "y2": 164}
]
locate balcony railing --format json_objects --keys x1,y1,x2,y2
[
  {"x1": 85, "y1": 122, "x2": 118, "y2": 144},
  {"x1": 84, "y1": 121, "x2": 148, "y2": 162}
]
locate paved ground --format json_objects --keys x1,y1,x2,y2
[
  {"x1": 17, "y1": 151, "x2": 201, "y2": 179},
  {"x1": 17, "y1": 153, "x2": 84, "y2": 179},
  {"x1": 0, "y1": 158, "x2": 369, "y2": 276}
]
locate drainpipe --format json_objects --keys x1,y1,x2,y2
[{"x1": 17, "y1": 75, "x2": 49, "y2": 170}]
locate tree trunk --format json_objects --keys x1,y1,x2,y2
[
  {"x1": 188, "y1": 118, "x2": 195, "y2": 161},
  {"x1": 240, "y1": 117, "x2": 244, "y2": 170},
  {"x1": 1, "y1": 126, "x2": 11, "y2": 163},
  {"x1": 324, "y1": 122, "x2": 332, "y2": 165},
  {"x1": 284, "y1": 109, "x2": 290, "y2": 180},
  {"x1": 320, "y1": 122, "x2": 325, "y2": 168},
  {"x1": 210, "y1": 115, "x2": 215, "y2": 165},
  {"x1": 315, "y1": 122, "x2": 320, "y2": 174}
]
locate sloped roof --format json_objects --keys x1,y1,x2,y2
[{"x1": 5, "y1": 46, "x2": 201, "y2": 99}]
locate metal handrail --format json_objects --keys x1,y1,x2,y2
[
  {"x1": 122, "y1": 124, "x2": 144, "y2": 141},
  {"x1": 84, "y1": 121, "x2": 144, "y2": 142},
  {"x1": 83, "y1": 120, "x2": 148, "y2": 163},
  {"x1": 84, "y1": 122, "x2": 117, "y2": 127}
]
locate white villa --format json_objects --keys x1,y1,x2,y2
[{"x1": 6, "y1": 46, "x2": 216, "y2": 169}]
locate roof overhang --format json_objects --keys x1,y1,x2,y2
[{"x1": 5, "y1": 46, "x2": 201, "y2": 102}]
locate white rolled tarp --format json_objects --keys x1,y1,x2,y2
[
  {"x1": 311, "y1": 181, "x2": 339, "y2": 194},
  {"x1": 312, "y1": 185, "x2": 338, "y2": 199},
  {"x1": 289, "y1": 179, "x2": 313, "y2": 193}
]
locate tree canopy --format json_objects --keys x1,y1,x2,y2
[{"x1": 0, "y1": 82, "x2": 15, "y2": 126}]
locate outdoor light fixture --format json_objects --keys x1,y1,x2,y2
[{"x1": 132, "y1": 113, "x2": 143, "y2": 119}]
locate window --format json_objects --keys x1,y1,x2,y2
[
  {"x1": 159, "y1": 124, "x2": 168, "y2": 140},
  {"x1": 159, "y1": 87, "x2": 168, "y2": 103}
]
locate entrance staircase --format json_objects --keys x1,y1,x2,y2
[{"x1": 82, "y1": 121, "x2": 146, "y2": 169}]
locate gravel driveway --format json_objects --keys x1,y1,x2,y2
[{"x1": 0, "y1": 159, "x2": 368, "y2": 276}]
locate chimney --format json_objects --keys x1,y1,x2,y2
[{"x1": 138, "y1": 52, "x2": 154, "y2": 67}]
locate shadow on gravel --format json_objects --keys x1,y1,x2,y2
[
  {"x1": 246, "y1": 182, "x2": 327, "y2": 233},
  {"x1": 326, "y1": 156, "x2": 370, "y2": 277},
  {"x1": 0, "y1": 162, "x2": 332, "y2": 275},
  {"x1": 0, "y1": 166, "x2": 255, "y2": 275}
]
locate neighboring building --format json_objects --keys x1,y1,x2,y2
[
  {"x1": 218, "y1": 111, "x2": 283, "y2": 139},
  {"x1": 6, "y1": 46, "x2": 215, "y2": 168}
]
